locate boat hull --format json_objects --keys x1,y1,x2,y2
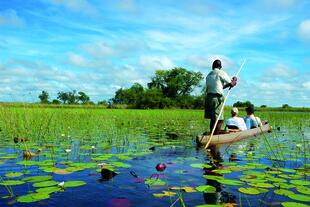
[{"x1": 196, "y1": 123, "x2": 271, "y2": 146}]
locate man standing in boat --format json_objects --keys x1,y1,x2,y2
[{"x1": 205, "y1": 59, "x2": 237, "y2": 135}]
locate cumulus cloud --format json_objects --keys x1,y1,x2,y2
[
  {"x1": 139, "y1": 55, "x2": 175, "y2": 71},
  {"x1": 298, "y1": 19, "x2": 310, "y2": 42},
  {"x1": 0, "y1": 9, "x2": 24, "y2": 27},
  {"x1": 49, "y1": 0, "x2": 98, "y2": 16},
  {"x1": 303, "y1": 81, "x2": 310, "y2": 90},
  {"x1": 67, "y1": 52, "x2": 109, "y2": 69},
  {"x1": 259, "y1": 0, "x2": 296, "y2": 9},
  {"x1": 187, "y1": 54, "x2": 235, "y2": 72},
  {"x1": 82, "y1": 42, "x2": 114, "y2": 58}
]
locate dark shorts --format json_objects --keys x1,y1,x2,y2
[{"x1": 204, "y1": 93, "x2": 224, "y2": 120}]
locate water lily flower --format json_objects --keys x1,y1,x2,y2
[
  {"x1": 97, "y1": 162, "x2": 107, "y2": 167},
  {"x1": 58, "y1": 181, "x2": 64, "y2": 188},
  {"x1": 61, "y1": 134, "x2": 65, "y2": 137},
  {"x1": 91, "y1": 146, "x2": 96, "y2": 149},
  {"x1": 65, "y1": 149, "x2": 71, "y2": 153},
  {"x1": 296, "y1": 144, "x2": 302, "y2": 148}
]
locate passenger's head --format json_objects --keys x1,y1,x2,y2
[
  {"x1": 212, "y1": 59, "x2": 222, "y2": 70},
  {"x1": 231, "y1": 107, "x2": 239, "y2": 117},
  {"x1": 246, "y1": 105, "x2": 255, "y2": 115}
]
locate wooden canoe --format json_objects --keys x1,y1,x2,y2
[{"x1": 196, "y1": 122, "x2": 271, "y2": 146}]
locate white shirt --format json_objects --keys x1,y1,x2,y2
[
  {"x1": 226, "y1": 117, "x2": 247, "y2": 131},
  {"x1": 206, "y1": 68, "x2": 231, "y2": 95}
]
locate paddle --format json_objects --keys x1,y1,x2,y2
[{"x1": 204, "y1": 59, "x2": 247, "y2": 149}]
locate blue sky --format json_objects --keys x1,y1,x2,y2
[{"x1": 0, "y1": 0, "x2": 309, "y2": 106}]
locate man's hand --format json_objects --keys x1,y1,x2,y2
[{"x1": 230, "y1": 76, "x2": 237, "y2": 87}]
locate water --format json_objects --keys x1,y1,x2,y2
[{"x1": 0, "y1": 109, "x2": 309, "y2": 207}]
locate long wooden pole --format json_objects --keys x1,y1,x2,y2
[{"x1": 204, "y1": 59, "x2": 247, "y2": 149}]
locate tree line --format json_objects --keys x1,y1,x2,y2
[
  {"x1": 38, "y1": 67, "x2": 281, "y2": 109},
  {"x1": 38, "y1": 90, "x2": 100, "y2": 105}
]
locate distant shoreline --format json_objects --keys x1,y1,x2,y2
[{"x1": 1, "y1": 102, "x2": 310, "y2": 112}]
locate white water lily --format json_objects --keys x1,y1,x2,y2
[
  {"x1": 61, "y1": 134, "x2": 65, "y2": 137},
  {"x1": 58, "y1": 181, "x2": 64, "y2": 188},
  {"x1": 296, "y1": 144, "x2": 302, "y2": 148},
  {"x1": 97, "y1": 162, "x2": 107, "y2": 167},
  {"x1": 65, "y1": 149, "x2": 71, "y2": 153},
  {"x1": 91, "y1": 146, "x2": 96, "y2": 149}
]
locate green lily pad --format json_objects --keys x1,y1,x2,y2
[
  {"x1": 64, "y1": 181, "x2": 86, "y2": 187},
  {"x1": 238, "y1": 187, "x2": 260, "y2": 195},
  {"x1": 217, "y1": 179, "x2": 244, "y2": 186},
  {"x1": 281, "y1": 202, "x2": 310, "y2": 207},
  {"x1": 279, "y1": 168, "x2": 296, "y2": 173},
  {"x1": 190, "y1": 163, "x2": 212, "y2": 169},
  {"x1": 274, "y1": 189, "x2": 295, "y2": 196},
  {"x1": 5, "y1": 172, "x2": 23, "y2": 178},
  {"x1": 195, "y1": 185, "x2": 216, "y2": 193},
  {"x1": 203, "y1": 175, "x2": 224, "y2": 181},
  {"x1": 195, "y1": 204, "x2": 225, "y2": 207},
  {"x1": 249, "y1": 182, "x2": 274, "y2": 188},
  {"x1": 290, "y1": 180, "x2": 310, "y2": 186},
  {"x1": 36, "y1": 186, "x2": 61, "y2": 194},
  {"x1": 22, "y1": 175, "x2": 52, "y2": 183},
  {"x1": 33, "y1": 180, "x2": 58, "y2": 188},
  {"x1": 296, "y1": 186, "x2": 310, "y2": 195},
  {"x1": 288, "y1": 193, "x2": 310, "y2": 202},
  {"x1": 212, "y1": 169, "x2": 232, "y2": 174},
  {"x1": 17, "y1": 192, "x2": 50, "y2": 203},
  {"x1": 0, "y1": 180, "x2": 25, "y2": 186},
  {"x1": 274, "y1": 183, "x2": 295, "y2": 189},
  {"x1": 145, "y1": 178, "x2": 166, "y2": 186}
]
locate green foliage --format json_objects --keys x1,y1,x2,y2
[
  {"x1": 38, "y1": 91, "x2": 49, "y2": 104},
  {"x1": 233, "y1": 100, "x2": 253, "y2": 107},
  {"x1": 112, "y1": 68, "x2": 203, "y2": 109}
]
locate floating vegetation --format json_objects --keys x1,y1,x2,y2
[{"x1": 0, "y1": 108, "x2": 309, "y2": 206}]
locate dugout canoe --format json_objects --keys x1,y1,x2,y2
[{"x1": 196, "y1": 122, "x2": 271, "y2": 146}]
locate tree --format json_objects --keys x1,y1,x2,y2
[
  {"x1": 147, "y1": 68, "x2": 203, "y2": 98},
  {"x1": 260, "y1": 105, "x2": 267, "y2": 108},
  {"x1": 67, "y1": 90, "x2": 77, "y2": 104},
  {"x1": 282, "y1": 104, "x2": 291, "y2": 108},
  {"x1": 77, "y1": 91, "x2": 90, "y2": 104},
  {"x1": 51, "y1": 99, "x2": 61, "y2": 104},
  {"x1": 38, "y1": 91, "x2": 49, "y2": 104},
  {"x1": 57, "y1": 91, "x2": 69, "y2": 104},
  {"x1": 233, "y1": 101, "x2": 253, "y2": 107}
]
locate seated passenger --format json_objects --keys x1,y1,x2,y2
[
  {"x1": 225, "y1": 107, "x2": 247, "y2": 131},
  {"x1": 244, "y1": 105, "x2": 262, "y2": 129}
]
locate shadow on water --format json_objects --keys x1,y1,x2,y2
[{"x1": 202, "y1": 145, "x2": 237, "y2": 206}]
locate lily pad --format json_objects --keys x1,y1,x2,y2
[
  {"x1": 109, "y1": 161, "x2": 131, "y2": 168},
  {"x1": 290, "y1": 180, "x2": 310, "y2": 186},
  {"x1": 203, "y1": 175, "x2": 224, "y2": 181},
  {"x1": 17, "y1": 193, "x2": 50, "y2": 203},
  {"x1": 281, "y1": 202, "x2": 310, "y2": 207},
  {"x1": 217, "y1": 179, "x2": 244, "y2": 186},
  {"x1": 249, "y1": 182, "x2": 274, "y2": 188},
  {"x1": 22, "y1": 175, "x2": 52, "y2": 183},
  {"x1": 170, "y1": 186, "x2": 196, "y2": 193},
  {"x1": 145, "y1": 178, "x2": 166, "y2": 186},
  {"x1": 0, "y1": 180, "x2": 25, "y2": 186},
  {"x1": 274, "y1": 189, "x2": 295, "y2": 196},
  {"x1": 190, "y1": 163, "x2": 212, "y2": 169},
  {"x1": 296, "y1": 186, "x2": 310, "y2": 195},
  {"x1": 195, "y1": 185, "x2": 216, "y2": 193},
  {"x1": 5, "y1": 172, "x2": 23, "y2": 178},
  {"x1": 238, "y1": 187, "x2": 260, "y2": 195},
  {"x1": 288, "y1": 193, "x2": 310, "y2": 202},
  {"x1": 153, "y1": 191, "x2": 176, "y2": 197},
  {"x1": 36, "y1": 186, "x2": 61, "y2": 194},
  {"x1": 212, "y1": 169, "x2": 232, "y2": 174},
  {"x1": 64, "y1": 181, "x2": 86, "y2": 187},
  {"x1": 33, "y1": 180, "x2": 58, "y2": 188}
]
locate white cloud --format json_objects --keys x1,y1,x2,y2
[
  {"x1": 298, "y1": 19, "x2": 310, "y2": 42},
  {"x1": 0, "y1": 9, "x2": 24, "y2": 27},
  {"x1": 268, "y1": 64, "x2": 298, "y2": 77},
  {"x1": 139, "y1": 55, "x2": 175, "y2": 71},
  {"x1": 303, "y1": 81, "x2": 310, "y2": 90},
  {"x1": 49, "y1": 0, "x2": 98, "y2": 16},
  {"x1": 82, "y1": 42, "x2": 114, "y2": 58}
]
